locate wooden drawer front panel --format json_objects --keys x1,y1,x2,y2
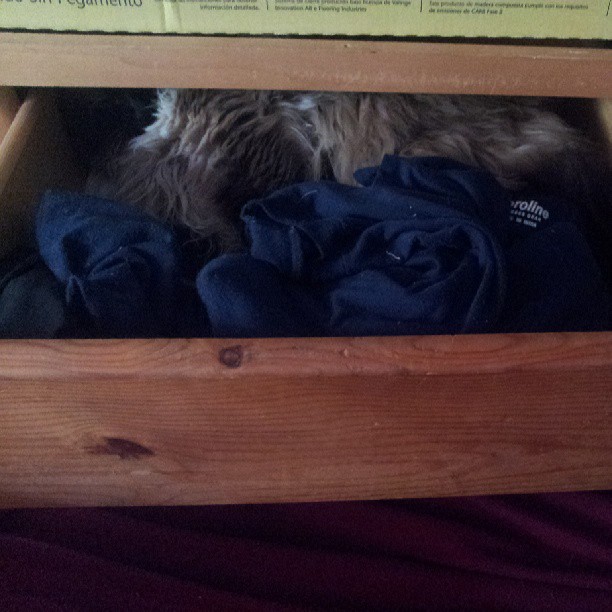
[{"x1": 0, "y1": 333, "x2": 610, "y2": 508}]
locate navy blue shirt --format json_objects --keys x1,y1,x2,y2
[{"x1": 197, "y1": 156, "x2": 608, "y2": 337}]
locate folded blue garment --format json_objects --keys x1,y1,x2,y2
[
  {"x1": 198, "y1": 156, "x2": 608, "y2": 337},
  {"x1": 36, "y1": 192, "x2": 185, "y2": 338},
  {"x1": 32, "y1": 158, "x2": 607, "y2": 340},
  {"x1": 198, "y1": 157, "x2": 507, "y2": 337}
]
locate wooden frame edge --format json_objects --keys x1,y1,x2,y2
[
  {"x1": 1, "y1": 33, "x2": 611, "y2": 96},
  {"x1": 0, "y1": 333, "x2": 610, "y2": 508}
]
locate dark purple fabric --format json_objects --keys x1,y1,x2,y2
[{"x1": 1, "y1": 492, "x2": 611, "y2": 610}]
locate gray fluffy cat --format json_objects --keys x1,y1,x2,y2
[{"x1": 89, "y1": 89, "x2": 598, "y2": 252}]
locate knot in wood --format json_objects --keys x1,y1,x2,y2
[{"x1": 219, "y1": 345, "x2": 244, "y2": 368}]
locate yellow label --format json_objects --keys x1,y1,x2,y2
[{"x1": 0, "y1": 0, "x2": 609, "y2": 38}]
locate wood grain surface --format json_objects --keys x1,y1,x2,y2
[
  {"x1": 0, "y1": 333, "x2": 610, "y2": 508},
  {"x1": 0, "y1": 34, "x2": 610, "y2": 97}
]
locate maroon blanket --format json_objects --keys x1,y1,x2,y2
[{"x1": 1, "y1": 492, "x2": 611, "y2": 610}]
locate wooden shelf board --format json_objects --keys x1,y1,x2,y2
[{"x1": 0, "y1": 33, "x2": 611, "y2": 96}]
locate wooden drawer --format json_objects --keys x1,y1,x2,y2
[{"x1": 0, "y1": 88, "x2": 611, "y2": 509}]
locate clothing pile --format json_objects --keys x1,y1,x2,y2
[{"x1": 1, "y1": 156, "x2": 609, "y2": 339}]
